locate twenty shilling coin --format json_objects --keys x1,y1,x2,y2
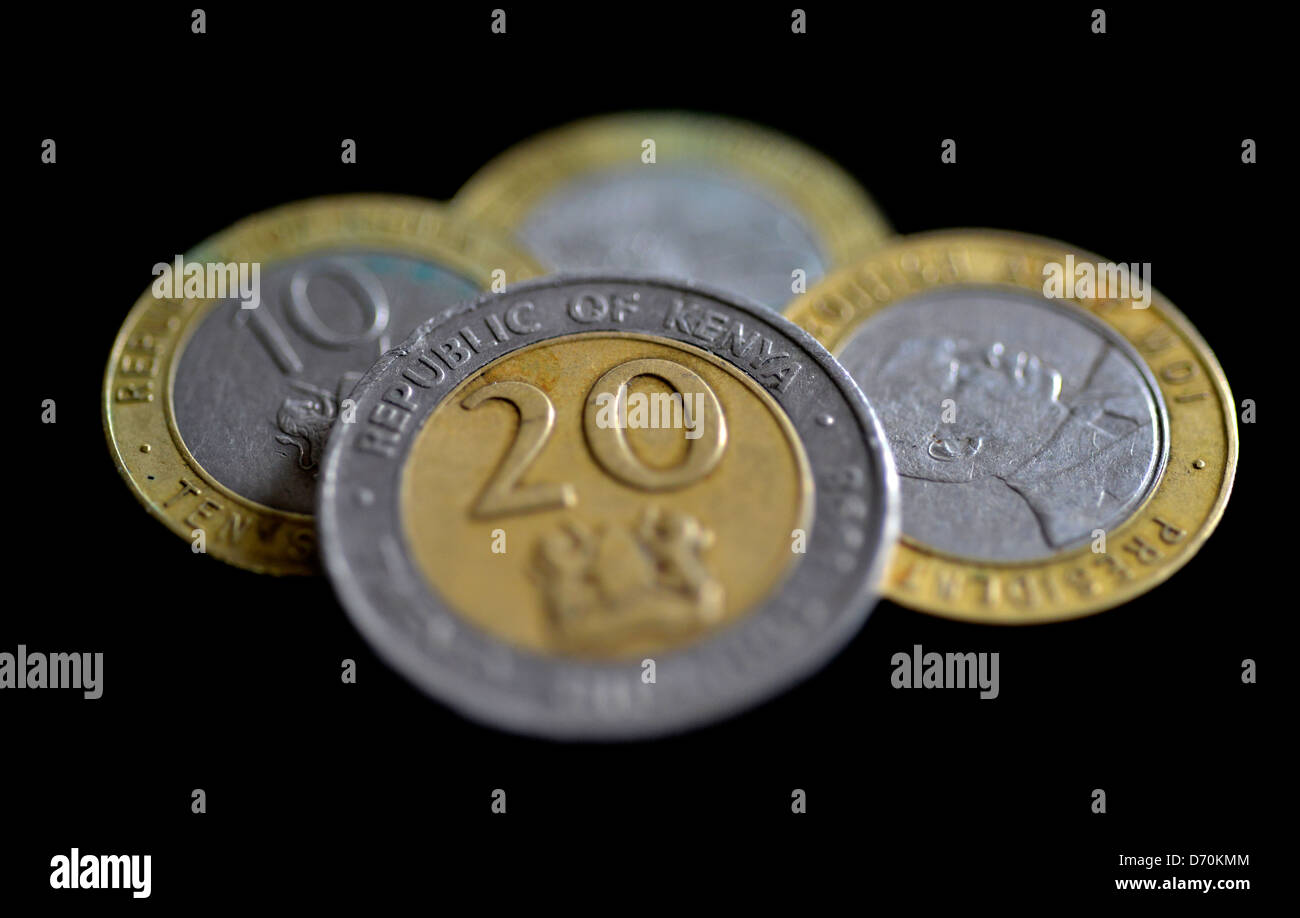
[
  {"x1": 318, "y1": 276, "x2": 899, "y2": 738},
  {"x1": 785, "y1": 230, "x2": 1237, "y2": 624},
  {"x1": 452, "y1": 111, "x2": 892, "y2": 311},
  {"x1": 103, "y1": 195, "x2": 542, "y2": 575}
]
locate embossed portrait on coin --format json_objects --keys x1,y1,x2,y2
[{"x1": 838, "y1": 288, "x2": 1165, "y2": 561}]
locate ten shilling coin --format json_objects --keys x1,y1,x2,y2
[
  {"x1": 451, "y1": 111, "x2": 892, "y2": 311},
  {"x1": 103, "y1": 195, "x2": 542, "y2": 575},
  {"x1": 784, "y1": 230, "x2": 1237, "y2": 624},
  {"x1": 318, "y1": 276, "x2": 898, "y2": 738}
]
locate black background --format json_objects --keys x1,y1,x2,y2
[{"x1": 7, "y1": 2, "x2": 1280, "y2": 906}]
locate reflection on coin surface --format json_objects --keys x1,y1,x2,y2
[
  {"x1": 103, "y1": 196, "x2": 542, "y2": 575},
  {"x1": 318, "y1": 276, "x2": 898, "y2": 738},
  {"x1": 453, "y1": 112, "x2": 891, "y2": 310},
  {"x1": 836, "y1": 286, "x2": 1163, "y2": 562},
  {"x1": 786, "y1": 231, "x2": 1237, "y2": 623}
]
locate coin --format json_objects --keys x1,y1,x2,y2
[
  {"x1": 318, "y1": 275, "x2": 898, "y2": 738},
  {"x1": 452, "y1": 112, "x2": 891, "y2": 310},
  {"x1": 103, "y1": 195, "x2": 542, "y2": 575},
  {"x1": 785, "y1": 230, "x2": 1237, "y2": 623}
]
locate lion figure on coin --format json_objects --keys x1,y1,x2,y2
[
  {"x1": 533, "y1": 506, "x2": 724, "y2": 653},
  {"x1": 274, "y1": 380, "x2": 339, "y2": 471}
]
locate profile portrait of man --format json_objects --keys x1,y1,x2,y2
[{"x1": 856, "y1": 333, "x2": 1161, "y2": 560}]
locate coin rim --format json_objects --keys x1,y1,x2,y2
[
  {"x1": 451, "y1": 110, "x2": 893, "y2": 285},
  {"x1": 318, "y1": 273, "x2": 900, "y2": 738},
  {"x1": 784, "y1": 228, "x2": 1238, "y2": 624},
  {"x1": 102, "y1": 194, "x2": 544, "y2": 576}
]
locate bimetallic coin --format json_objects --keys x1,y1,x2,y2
[
  {"x1": 785, "y1": 231, "x2": 1237, "y2": 623},
  {"x1": 103, "y1": 196, "x2": 542, "y2": 575},
  {"x1": 452, "y1": 112, "x2": 891, "y2": 310},
  {"x1": 318, "y1": 276, "x2": 898, "y2": 738}
]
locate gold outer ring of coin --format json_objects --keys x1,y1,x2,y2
[
  {"x1": 451, "y1": 110, "x2": 892, "y2": 270},
  {"x1": 103, "y1": 195, "x2": 543, "y2": 576},
  {"x1": 784, "y1": 229, "x2": 1238, "y2": 624}
]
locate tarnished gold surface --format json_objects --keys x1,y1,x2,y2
[
  {"x1": 452, "y1": 111, "x2": 892, "y2": 277},
  {"x1": 785, "y1": 231, "x2": 1237, "y2": 623},
  {"x1": 401, "y1": 333, "x2": 815, "y2": 658},
  {"x1": 103, "y1": 195, "x2": 542, "y2": 576}
]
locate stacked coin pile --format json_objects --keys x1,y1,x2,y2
[{"x1": 103, "y1": 112, "x2": 1237, "y2": 737}]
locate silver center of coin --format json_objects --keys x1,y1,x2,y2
[
  {"x1": 517, "y1": 167, "x2": 826, "y2": 309},
  {"x1": 173, "y1": 251, "x2": 480, "y2": 514},
  {"x1": 837, "y1": 286, "x2": 1166, "y2": 561}
]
